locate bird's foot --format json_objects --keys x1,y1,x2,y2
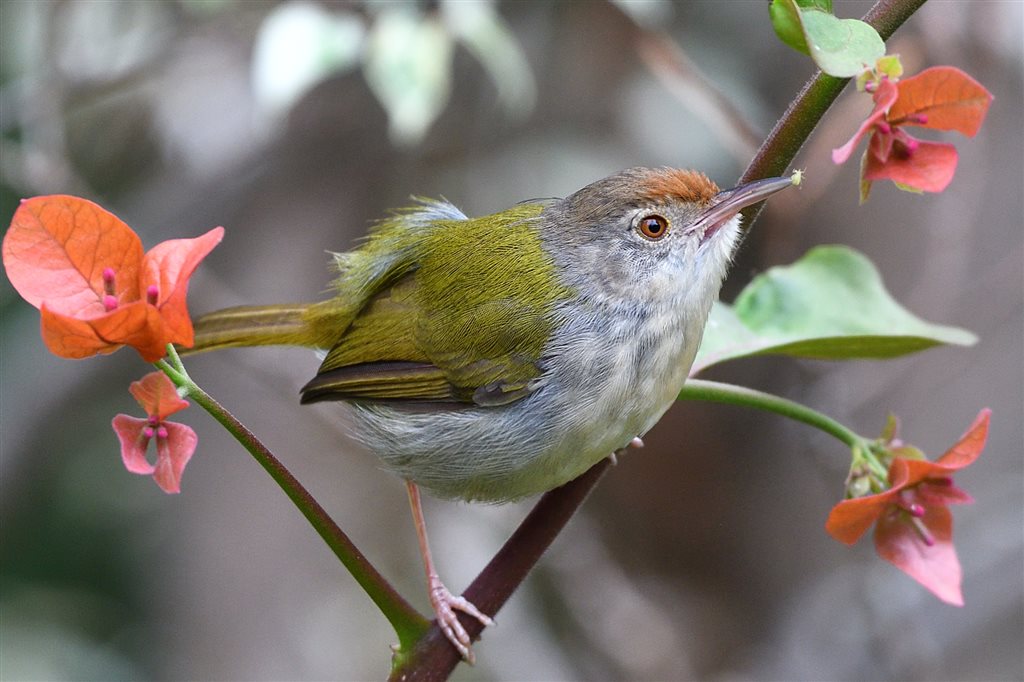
[
  {"x1": 609, "y1": 436, "x2": 645, "y2": 465},
  {"x1": 429, "y1": 574, "x2": 493, "y2": 664}
]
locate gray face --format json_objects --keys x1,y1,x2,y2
[{"x1": 536, "y1": 167, "x2": 733, "y2": 311}]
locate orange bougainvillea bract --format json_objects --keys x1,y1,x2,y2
[
  {"x1": 826, "y1": 409, "x2": 990, "y2": 606},
  {"x1": 2, "y1": 195, "x2": 223, "y2": 362}
]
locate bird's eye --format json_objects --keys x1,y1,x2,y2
[{"x1": 637, "y1": 214, "x2": 669, "y2": 240}]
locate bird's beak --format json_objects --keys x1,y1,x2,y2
[{"x1": 695, "y1": 175, "x2": 795, "y2": 240}]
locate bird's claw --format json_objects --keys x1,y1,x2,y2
[
  {"x1": 429, "y1": 575, "x2": 493, "y2": 664},
  {"x1": 609, "y1": 436, "x2": 645, "y2": 465}
]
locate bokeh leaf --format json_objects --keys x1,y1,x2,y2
[
  {"x1": 363, "y1": 8, "x2": 453, "y2": 145},
  {"x1": 252, "y1": 2, "x2": 365, "y2": 119},
  {"x1": 442, "y1": 0, "x2": 535, "y2": 118},
  {"x1": 692, "y1": 245, "x2": 976, "y2": 375}
]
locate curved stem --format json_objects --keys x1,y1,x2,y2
[
  {"x1": 157, "y1": 348, "x2": 430, "y2": 650},
  {"x1": 680, "y1": 379, "x2": 863, "y2": 449}
]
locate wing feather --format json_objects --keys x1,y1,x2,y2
[{"x1": 299, "y1": 202, "x2": 570, "y2": 406}]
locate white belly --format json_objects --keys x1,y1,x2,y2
[{"x1": 346, "y1": 298, "x2": 707, "y2": 503}]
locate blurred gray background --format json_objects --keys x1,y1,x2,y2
[{"x1": 1, "y1": 1, "x2": 1021, "y2": 680}]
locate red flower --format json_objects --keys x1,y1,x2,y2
[
  {"x1": 2, "y1": 195, "x2": 223, "y2": 362},
  {"x1": 112, "y1": 372, "x2": 198, "y2": 494},
  {"x1": 832, "y1": 66, "x2": 992, "y2": 198},
  {"x1": 826, "y1": 409, "x2": 990, "y2": 605}
]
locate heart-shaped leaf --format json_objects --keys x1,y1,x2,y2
[
  {"x1": 770, "y1": 0, "x2": 835, "y2": 52},
  {"x1": 691, "y1": 245, "x2": 976, "y2": 375},
  {"x1": 769, "y1": 0, "x2": 884, "y2": 78},
  {"x1": 800, "y1": 10, "x2": 885, "y2": 77}
]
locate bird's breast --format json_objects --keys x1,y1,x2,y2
[{"x1": 542, "y1": 297, "x2": 707, "y2": 459}]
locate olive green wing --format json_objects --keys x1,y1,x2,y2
[
  {"x1": 300, "y1": 204, "x2": 571, "y2": 407},
  {"x1": 299, "y1": 277, "x2": 550, "y2": 406}
]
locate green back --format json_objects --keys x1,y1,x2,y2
[{"x1": 301, "y1": 202, "x2": 573, "y2": 405}]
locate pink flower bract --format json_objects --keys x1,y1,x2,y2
[
  {"x1": 832, "y1": 66, "x2": 992, "y2": 198},
  {"x1": 112, "y1": 372, "x2": 197, "y2": 494}
]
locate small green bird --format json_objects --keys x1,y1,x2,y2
[{"x1": 189, "y1": 167, "x2": 794, "y2": 661}]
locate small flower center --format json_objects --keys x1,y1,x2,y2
[
  {"x1": 896, "y1": 490, "x2": 926, "y2": 517},
  {"x1": 102, "y1": 268, "x2": 116, "y2": 294},
  {"x1": 140, "y1": 417, "x2": 170, "y2": 449},
  {"x1": 892, "y1": 113, "x2": 929, "y2": 126},
  {"x1": 146, "y1": 285, "x2": 159, "y2": 306},
  {"x1": 102, "y1": 268, "x2": 119, "y2": 311},
  {"x1": 909, "y1": 516, "x2": 935, "y2": 547},
  {"x1": 893, "y1": 137, "x2": 918, "y2": 160}
]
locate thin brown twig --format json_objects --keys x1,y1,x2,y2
[{"x1": 636, "y1": 31, "x2": 761, "y2": 162}]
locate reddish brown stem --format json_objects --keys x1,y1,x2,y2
[{"x1": 389, "y1": 460, "x2": 612, "y2": 680}]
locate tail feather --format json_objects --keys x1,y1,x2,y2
[{"x1": 185, "y1": 304, "x2": 317, "y2": 354}]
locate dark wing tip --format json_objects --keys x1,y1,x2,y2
[{"x1": 300, "y1": 361, "x2": 455, "y2": 404}]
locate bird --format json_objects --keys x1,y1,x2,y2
[{"x1": 186, "y1": 167, "x2": 794, "y2": 661}]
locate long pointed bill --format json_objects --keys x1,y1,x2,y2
[{"x1": 694, "y1": 176, "x2": 795, "y2": 241}]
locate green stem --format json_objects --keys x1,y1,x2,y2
[
  {"x1": 157, "y1": 347, "x2": 430, "y2": 649},
  {"x1": 857, "y1": 442, "x2": 892, "y2": 482},
  {"x1": 680, "y1": 379, "x2": 864, "y2": 449}
]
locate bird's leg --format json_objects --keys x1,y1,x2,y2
[
  {"x1": 609, "y1": 436, "x2": 645, "y2": 465},
  {"x1": 405, "y1": 481, "x2": 493, "y2": 664}
]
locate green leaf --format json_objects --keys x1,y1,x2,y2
[
  {"x1": 252, "y1": 4, "x2": 365, "y2": 117},
  {"x1": 894, "y1": 181, "x2": 925, "y2": 194},
  {"x1": 875, "y1": 54, "x2": 903, "y2": 80},
  {"x1": 769, "y1": 0, "x2": 884, "y2": 78},
  {"x1": 800, "y1": 10, "x2": 885, "y2": 77},
  {"x1": 443, "y1": 2, "x2": 536, "y2": 119},
  {"x1": 769, "y1": 0, "x2": 809, "y2": 54},
  {"x1": 363, "y1": 8, "x2": 453, "y2": 145},
  {"x1": 692, "y1": 245, "x2": 977, "y2": 374}
]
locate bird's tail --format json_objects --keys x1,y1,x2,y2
[{"x1": 185, "y1": 303, "x2": 318, "y2": 355}]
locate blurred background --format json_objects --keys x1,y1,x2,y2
[{"x1": 1, "y1": 1, "x2": 1021, "y2": 680}]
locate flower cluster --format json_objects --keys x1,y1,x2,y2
[
  {"x1": 3, "y1": 195, "x2": 223, "y2": 362},
  {"x1": 3, "y1": 194, "x2": 221, "y2": 492},
  {"x1": 827, "y1": 410, "x2": 990, "y2": 605},
  {"x1": 833, "y1": 63, "x2": 993, "y2": 202}
]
